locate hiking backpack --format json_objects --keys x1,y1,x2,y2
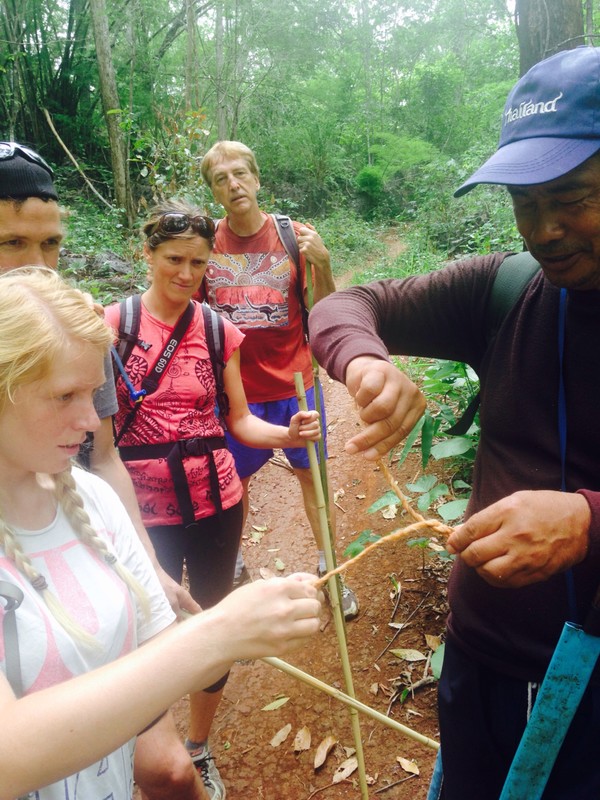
[
  {"x1": 447, "y1": 250, "x2": 540, "y2": 435},
  {"x1": 112, "y1": 294, "x2": 230, "y2": 426}
]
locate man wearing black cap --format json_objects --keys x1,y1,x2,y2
[
  {"x1": 0, "y1": 142, "x2": 210, "y2": 800},
  {"x1": 309, "y1": 46, "x2": 600, "y2": 798}
]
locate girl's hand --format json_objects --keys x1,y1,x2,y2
[{"x1": 288, "y1": 410, "x2": 321, "y2": 443}]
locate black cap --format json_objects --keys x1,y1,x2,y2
[{"x1": 0, "y1": 143, "x2": 58, "y2": 201}]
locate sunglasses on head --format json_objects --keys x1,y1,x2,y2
[
  {"x1": 0, "y1": 142, "x2": 54, "y2": 177},
  {"x1": 148, "y1": 212, "x2": 215, "y2": 239}
]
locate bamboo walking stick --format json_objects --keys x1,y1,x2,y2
[
  {"x1": 262, "y1": 656, "x2": 439, "y2": 750},
  {"x1": 294, "y1": 372, "x2": 369, "y2": 799}
]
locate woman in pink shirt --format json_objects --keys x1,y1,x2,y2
[{"x1": 105, "y1": 199, "x2": 319, "y2": 799}]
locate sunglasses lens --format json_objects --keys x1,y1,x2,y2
[
  {"x1": 0, "y1": 142, "x2": 53, "y2": 176},
  {"x1": 160, "y1": 213, "x2": 191, "y2": 233}
]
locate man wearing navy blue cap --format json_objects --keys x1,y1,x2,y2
[{"x1": 309, "y1": 47, "x2": 600, "y2": 798}]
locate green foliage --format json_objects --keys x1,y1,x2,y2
[
  {"x1": 356, "y1": 165, "x2": 384, "y2": 200},
  {"x1": 60, "y1": 198, "x2": 131, "y2": 257},
  {"x1": 127, "y1": 108, "x2": 212, "y2": 207}
]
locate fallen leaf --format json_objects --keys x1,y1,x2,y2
[
  {"x1": 355, "y1": 493, "x2": 366, "y2": 499},
  {"x1": 428, "y1": 541, "x2": 445, "y2": 552},
  {"x1": 270, "y1": 724, "x2": 292, "y2": 747},
  {"x1": 381, "y1": 503, "x2": 398, "y2": 519},
  {"x1": 334, "y1": 488, "x2": 345, "y2": 502},
  {"x1": 261, "y1": 696, "x2": 290, "y2": 711},
  {"x1": 369, "y1": 682, "x2": 379, "y2": 695},
  {"x1": 333, "y1": 756, "x2": 358, "y2": 783},
  {"x1": 390, "y1": 648, "x2": 427, "y2": 662},
  {"x1": 314, "y1": 735, "x2": 337, "y2": 769},
  {"x1": 397, "y1": 756, "x2": 420, "y2": 775},
  {"x1": 259, "y1": 567, "x2": 275, "y2": 580},
  {"x1": 425, "y1": 634, "x2": 442, "y2": 651},
  {"x1": 250, "y1": 530, "x2": 264, "y2": 543},
  {"x1": 252, "y1": 524, "x2": 268, "y2": 532},
  {"x1": 274, "y1": 557, "x2": 286, "y2": 571},
  {"x1": 293, "y1": 726, "x2": 311, "y2": 752}
]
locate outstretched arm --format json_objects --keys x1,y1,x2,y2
[{"x1": 0, "y1": 575, "x2": 322, "y2": 800}]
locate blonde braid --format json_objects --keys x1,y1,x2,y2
[
  {"x1": 55, "y1": 470, "x2": 150, "y2": 620},
  {"x1": 0, "y1": 499, "x2": 99, "y2": 649}
]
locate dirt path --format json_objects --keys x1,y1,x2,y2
[{"x1": 156, "y1": 374, "x2": 447, "y2": 800}]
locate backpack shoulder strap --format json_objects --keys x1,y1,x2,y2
[
  {"x1": 116, "y1": 293, "x2": 142, "y2": 368},
  {"x1": 486, "y1": 251, "x2": 540, "y2": 343},
  {"x1": 0, "y1": 580, "x2": 24, "y2": 697},
  {"x1": 271, "y1": 213, "x2": 309, "y2": 340},
  {"x1": 446, "y1": 251, "x2": 540, "y2": 436},
  {"x1": 202, "y1": 302, "x2": 230, "y2": 423}
]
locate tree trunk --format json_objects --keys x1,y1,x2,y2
[
  {"x1": 88, "y1": 0, "x2": 136, "y2": 225},
  {"x1": 515, "y1": 0, "x2": 584, "y2": 75},
  {"x1": 185, "y1": 0, "x2": 199, "y2": 109},
  {"x1": 214, "y1": 0, "x2": 228, "y2": 139}
]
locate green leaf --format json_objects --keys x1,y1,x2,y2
[
  {"x1": 430, "y1": 483, "x2": 450, "y2": 501},
  {"x1": 417, "y1": 492, "x2": 432, "y2": 512},
  {"x1": 430, "y1": 643, "x2": 445, "y2": 679},
  {"x1": 396, "y1": 416, "x2": 424, "y2": 467},
  {"x1": 406, "y1": 474, "x2": 437, "y2": 493},
  {"x1": 420, "y1": 413, "x2": 438, "y2": 468},
  {"x1": 438, "y1": 498, "x2": 469, "y2": 522},
  {"x1": 453, "y1": 479, "x2": 471, "y2": 490},
  {"x1": 343, "y1": 529, "x2": 380, "y2": 558},
  {"x1": 368, "y1": 490, "x2": 400, "y2": 513},
  {"x1": 431, "y1": 437, "x2": 473, "y2": 459}
]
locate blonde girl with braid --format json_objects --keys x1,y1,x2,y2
[{"x1": 0, "y1": 268, "x2": 324, "y2": 800}]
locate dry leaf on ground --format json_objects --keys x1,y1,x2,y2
[
  {"x1": 397, "y1": 757, "x2": 420, "y2": 775},
  {"x1": 333, "y1": 756, "x2": 358, "y2": 783},
  {"x1": 293, "y1": 726, "x2": 311, "y2": 752},
  {"x1": 313, "y1": 735, "x2": 337, "y2": 770},
  {"x1": 270, "y1": 724, "x2": 292, "y2": 747}
]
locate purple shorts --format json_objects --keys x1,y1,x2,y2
[{"x1": 225, "y1": 384, "x2": 328, "y2": 479}]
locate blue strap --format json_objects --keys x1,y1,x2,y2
[{"x1": 557, "y1": 288, "x2": 578, "y2": 623}]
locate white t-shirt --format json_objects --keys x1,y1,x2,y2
[{"x1": 0, "y1": 467, "x2": 175, "y2": 800}]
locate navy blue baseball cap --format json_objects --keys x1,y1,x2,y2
[{"x1": 455, "y1": 47, "x2": 600, "y2": 197}]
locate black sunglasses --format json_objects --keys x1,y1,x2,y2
[
  {"x1": 148, "y1": 213, "x2": 215, "y2": 239},
  {"x1": 0, "y1": 142, "x2": 54, "y2": 177}
]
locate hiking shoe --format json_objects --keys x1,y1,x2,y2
[
  {"x1": 340, "y1": 581, "x2": 359, "y2": 621},
  {"x1": 232, "y1": 564, "x2": 252, "y2": 589},
  {"x1": 188, "y1": 743, "x2": 226, "y2": 800},
  {"x1": 319, "y1": 570, "x2": 360, "y2": 621}
]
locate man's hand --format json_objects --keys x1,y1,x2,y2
[
  {"x1": 344, "y1": 356, "x2": 426, "y2": 460},
  {"x1": 297, "y1": 224, "x2": 330, "y2": 272},
  {"x1": 446, "y1": 490, "x2": 591, "y2": 588}
]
